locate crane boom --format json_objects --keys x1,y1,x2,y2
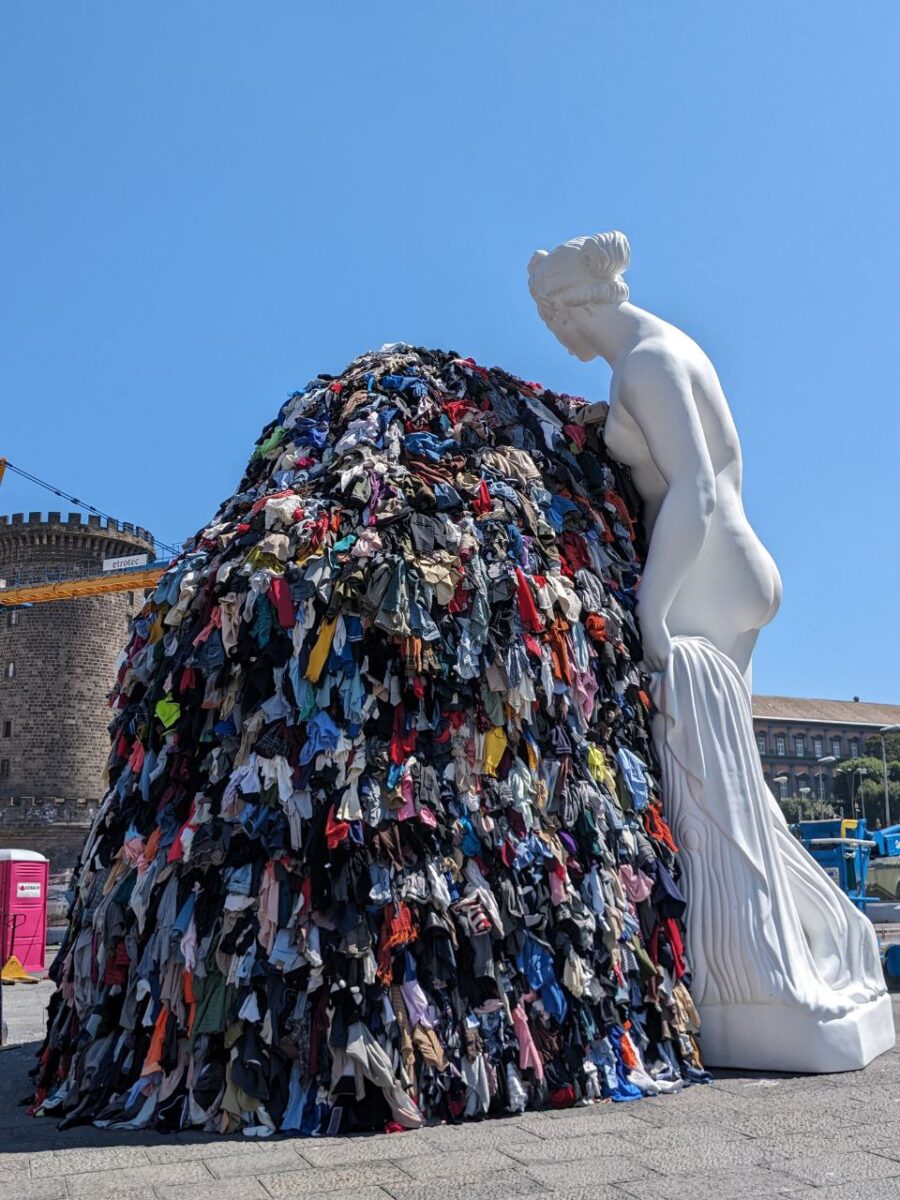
[{"x1": 0, "y1": 564, "x2": 165, "y2": 606}]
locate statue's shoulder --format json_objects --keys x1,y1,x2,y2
[{"x1": 615, "y1": 337, "x2": 691, "y2": 406}]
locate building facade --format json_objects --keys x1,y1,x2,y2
[
  {"x1": 752, "y1": 694, "x2": 900, "y2": 806},
  {"x1": 0, "y1": 511, "x2": 154, "y2": 865}
]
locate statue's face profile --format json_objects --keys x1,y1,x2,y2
[
  {"x1": 530, "y1": 243, "x2": 615, "y2": 363},
  {"x1": 543, "y1": 304, "x2": 597, "y2": 363}
]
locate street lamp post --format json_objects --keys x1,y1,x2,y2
[
  {"x1": 849, "y1": 766, "x2": 868, "y2": 821},
  {"x1": 798, "y1": 785, "x2": 812, "y2": 823},
  {"x1": 816, "y1": 754, "x2": 837, "y2": 805},
  {"x1": 879, "y1": 724, "x2": 900, "y2": 828}
]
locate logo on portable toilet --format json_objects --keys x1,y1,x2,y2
[{"x1": 16, "y1": 881, "x2": 42, "y2": 899}]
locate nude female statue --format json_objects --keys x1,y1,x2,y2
[{"x1": 529, "y1": 232, "x2": 894, "y2": 1072}]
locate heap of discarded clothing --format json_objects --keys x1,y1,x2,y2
[{"x1": 33, "y1": 345, "x2": 707, "y2": 1137}]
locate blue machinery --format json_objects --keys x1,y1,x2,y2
[
  {"x1": 794, "y1": 818, "x2": 900, "y2": 980},
  {"x1": 793, "y1": 818, "x2": 877, "y2": 912}
]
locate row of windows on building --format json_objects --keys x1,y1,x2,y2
[{"x1": 756, "y1": 732, "x2": 860, "y2": 760}]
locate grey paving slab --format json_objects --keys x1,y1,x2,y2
[
  {"x1": 520, "y1": 1109, "x2": 651, "y2": 1139},
  {"x1": 417, "y1": 1120, "x2": 545, "y2": 1149},
  {"x1": 848, "y1": 1058, "x2": 900, "y2": 1087},
  {"x1": 0, "y1": 1177, "x2": 69, "y2": 1200},
  {"x1": 622, "y1": 1104, "x2": 744, "y2": 1130},
  {"x1": 144, "y1": 1135, "x2": 274, "y2": 1163},
  {"x1": 717, "y1": 1102, "x2": 872, "y2": 1138},
  {"x1": 206, "y1": 1145, "x2": 309, "y2": 1179},
  {"x1": 2, "y1": 1151, "x2": 48, "y2": 1172},
  {"x1": 383, "y1": 1174, "x2": 546, "y2": 1200},
  {"x1": 715, "y1": 1096, "x2": 860, "y2": 1131},
  {"x1": 156, "y1": 1181, "x2": 273, "y2": 1200},
  {"x1": 752, "y1": 1129, "x2": 878, "y2": 1161},
  {"x1": 0, "y1": 979, "x2": 54, "y2": 1044},
  {"x1": 711, "y1": 1072, "x2": 848, "y2": 1096},
  {"x1": 548, "y1": 1190, "x2": 644, "y2": 1200},
  {"x1": 637, "y1": 1138, "x2": 765, "y2": 1173},
  {"x1": 614, "y1": 1111, "x2": 740, "y2": 1143},
  {"x1": 538, "y1": 1102, "x2": 651, "y2": 1130},
  {"x1": 297, "y1": 1133, "x2": 431, "y2": 1166},
  {"x1": 64, "y1": 1190, "x2": 159, "y2": 1200},
  {"x1": 30, "y1": 1143, "x2": 153, "y2": 1177},
  {"x1": 616, "y1": 1166, "x2": 813, "y2": 1199},
  {"x1": 502, "y1": 1132, "x2": 630, "y2": 1164},
  {"x1": 619, "y1": 1123, "x2": 762, "y2": 1160},
  {"x1": 392, "y1": 1147, "x2": 519, "y2": 1180},
  {"x1": 63, "y1": 1157, "x2": 213, "y2": 1197},
  {"x1": 620, "y1": 1089, "x2": 748, "y2": 1127},
  {"x1": 521, "y1": 1157, "x2": 654, "y2": 1188},
  {"x1": 777, "y1": 1150, "x2": 900, "y2": 1187},
  {"x1": 713, "y1": 1086, "x2": 870, "y2": 1119},
  {"x1": 786, "y1": 1182, "x2": 900, "y2": 1200},
  {"x1": 259, "y1": 1162, "x2": 404, "y2": 1196},
  {"x1": 624, "y1": 1087, "x2": 723, "y2": 1112},
  {"x1": 258, "y1": 1191, "x2": 392, "y2": 1200},
  {"x1": 843, "y1": 1085, "x2": 900, "y2": 1116},
  {"x1": 852, "y1": 1122, "x2": 900, "y2": 1158}
]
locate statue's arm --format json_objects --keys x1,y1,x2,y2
[{"x1": 619, "y1": 350, "x2": 716, "y2": 669}]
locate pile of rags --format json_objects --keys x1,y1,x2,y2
[{"x1": 32, "y1": 344, "x2": 709, "y2": 1137}]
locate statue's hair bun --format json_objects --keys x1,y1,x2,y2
[{"x1": 528, "y1": 231, "x2": 630, "y2": 313}]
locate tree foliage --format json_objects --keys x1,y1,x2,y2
[
  {"x1": 832, "y1": 756, "x2": 900, "y2": 826},
  {"x1": 864, "y1": 731, "x2": 900, "y2": 761},
  {"x1": 778, "y1": 795, "x2": 838, "y2": 824}
]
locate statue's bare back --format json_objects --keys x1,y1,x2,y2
[{"x1": 603, "y1": 314, "x2": 782, "y2": 675}]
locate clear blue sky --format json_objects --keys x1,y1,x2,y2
[{"x1": 2, "y1": 3, "x2": 898, "y2": 702}]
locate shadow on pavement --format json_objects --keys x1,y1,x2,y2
[{"x1": 0, "y1": 1038, "x2": 274, "y2": 1156}]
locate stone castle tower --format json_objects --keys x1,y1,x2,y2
[{"x1": 0, "y1": 511, "x2": 155, "y2": 866}]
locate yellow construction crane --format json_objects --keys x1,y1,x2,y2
[{"x1": 0, "y1": 457, "x2": 180, "y2": 606}]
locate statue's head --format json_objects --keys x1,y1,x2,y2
[{"x1": 528, "y1": 231, "x2": 630, "y2": 360}]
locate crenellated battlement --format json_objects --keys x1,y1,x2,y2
[{"x1": 0, "y1": 511, "x2": 155, "y2": 547}]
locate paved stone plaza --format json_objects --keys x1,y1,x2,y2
[{"x1": 4, "y1": 981, "x2": 900, "y2": 1200}]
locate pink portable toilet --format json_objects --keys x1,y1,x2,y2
[{"x1": 0, "y1": 849, "x2": 49, "y2": 973}]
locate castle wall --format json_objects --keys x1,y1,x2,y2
[
  {"x1": 0, "y1": 511, "x2": 155, "y2": 868},
  {"x1": 0, "y1": 796, "x2": 96, "y2": 871}
]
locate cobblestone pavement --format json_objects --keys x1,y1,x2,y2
[{"x1": 4, "y1": 981, "x2": 900, "y2": 1200}]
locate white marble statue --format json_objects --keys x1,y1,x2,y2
[{"x1": 528, "y1": 231, "x2": 895, "y2": 1072}]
